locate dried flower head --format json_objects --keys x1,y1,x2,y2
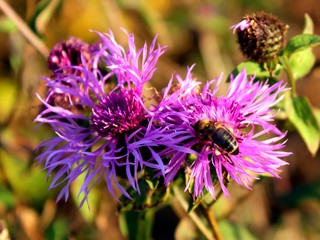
[{"x1": 231, "y1": 12, "x2": 288, "y2": 63}]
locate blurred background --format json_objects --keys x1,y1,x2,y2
[{"x1": 0, "y1": 0, "x2": 319, "y2": 239}]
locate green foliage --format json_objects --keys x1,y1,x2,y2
[
  {"x1": 120, "y1": 211, "x2": 154, "y2": 240},
  {"x1": 28, "y1": 0, "x2": 53, "y2": 34},
  {"x1": 285, "y1": 94, "x2": 320, "y2": 155},
  {"x1": 118, "y1": 176, "x2": 169, "y2": 212},
  {"x1": 287, "y1": 47, "x2": 315, "y2": 80},
  {"x1": 282, "y1": 34, "x2": 320, "y2": 56},
  {"x1": 28, "y1": 0, "x2": 63, "y2": 37},
  {"x1": 0, "y1": 18, "x2": 17, "y2": 32},
  {"x1": 0, "y1": 187, "x2": 16, "y2": 210},
  {"x1": 281, "y1": 15, "x2": 320, "y2": 154},
  {"x1": 0, "y1": 149, "x2": 50, "y2": 205},
  {"x1": 285, "y1": 14, "x2": 316, "y2": 80},
  {"x1": 187, "y1": 194, "x2": 204, "y2": 213},
  {"x1": 0, "y1": 78, "x2": 17, "y2": 124},
  {"x1": 45, "y1": 218, "x2": 70, "y2": 240},
  {"x1": 229, "y1": 61, "x2": 282, "y2": 80},
  {"x1": 219, "y1": 220, "x2": 257, "y2": 240}
]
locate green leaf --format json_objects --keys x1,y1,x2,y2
[
  {"x1": 229, "y1": 61, "x2": 282, "y2": 80},
  {"x1": 28, "y1": 0, "x2": 60, "y2": 35},
  {"x1": 0, "y1": 18, "x2": 18, "y2": 32},
  {"x1": 119, "y1": 211, "x2": 154, "y2": 240},
  {"x1": 219, "y1": 220, "x2": 257, "y2": 240},
  {"x1": 0, "y1": 188, "x2": 16, "y2": 210},
  {"x1": 314, "y1": 108, "x2": 320, "y2": 127},
  {"x1": 0, "y1": 77, "x2": 17, "y2": 123},
  {"x1": 45, "y1": 218, "x2": 70, "y2": 240},
  {"x1": 288, "y1": 47, "x2": 315, "y2": 79},
  {"x1": 0, "y1": 149, "x2": 50, "y2": 205},
  {"x1": 302, "y1": 14, "x2": 314, "y2": 34},
  {"x1": 286, "y1": 14, "x2": 316, "y2": 80},
  {"x1": 285, "y1": 94, "x2": 320, "y2": 155},
  {"x1": 283, "y1": 34, "x2": 320, "y2": 55}
]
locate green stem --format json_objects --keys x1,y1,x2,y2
[
  {"x1": 172, "y1": 186, "x2": 215, "y2": 240},
  {"x1": 207, "y1": 174, "x2": 229, "y2": 208},
  {"x1": 206, "y1": 207, "x2": 223, "y2": 240},
  {"x1": 0, "y1": 0, "x2": 49, "y2": 58},
  {"x1": 279, "y1": 55, "x2": 296, "y2": 95}
]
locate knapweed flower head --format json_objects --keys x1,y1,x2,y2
[
  {"x1": 35, "y1": 29, "x2": 167, "y2": 205},
  {"x1": 47, "y1": 37, "x2": 97, "y2": 75},
  {"x1": 231, "y1": 12, "x2": 288, "y2": 63},
  {"x1": 151, "y1": 67, "x2": 290, "y2": 199},
  {"x1": 45, "y1": 37, "x2": 99, "y2": 110}
]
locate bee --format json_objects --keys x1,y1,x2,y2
[{"x1": 193, "y1": 119, "x2": 239, "y2": 155}]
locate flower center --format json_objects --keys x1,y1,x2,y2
[{"x1": 91, "y1": 89, "x2": 145, "y2": 138}]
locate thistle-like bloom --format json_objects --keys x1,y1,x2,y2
[
  {"x1": 35, "y1": 29, "x2": 167, "y2": 205},
  {"x1": 151, "y1": 67, "x2": 290, "y2": 199},
  {"x1": 47, "y1": 37, "x2": 97, "y2": 75}
]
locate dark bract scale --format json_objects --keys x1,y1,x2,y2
[
  {"x1": 233, "y1": 12, "x2": 288, "y2": 63},
  {"x1": 194, "y1": 119, "x2": 239, "y2": 155}
]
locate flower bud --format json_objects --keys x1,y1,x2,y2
[
  {"x1": 48, "y1": 37, "x2": 95, "y2": 75},
  {"x1": 232, "y1": 12, "x2": 288, "y2": 63}
]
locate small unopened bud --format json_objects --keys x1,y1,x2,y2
[
  {"x1": 48, "y1": 37, "x2": 95, "y2": 75},
  {"x1": 231, "y1": 12, "x2": 288, "y2": 63}
]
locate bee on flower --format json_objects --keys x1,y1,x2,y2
[{"x1": 150, "y1": 67, "x2": 291, "y2": 199}]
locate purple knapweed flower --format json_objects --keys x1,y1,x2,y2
[
  {"x1": 47, "y1": 37, "x2": 98, "y2": 75},
  {"x1": 44, "y1": 37, "x2": 99, "y2": 111},
  {"x1": 35, "y1": 29, "x2": 167, "y2": 205},
  {"x1": 151, "y1": 67, "x2": 290, "y2": 199}
]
